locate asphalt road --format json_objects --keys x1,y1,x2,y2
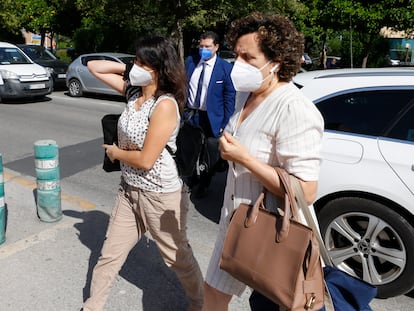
[{"x1": 0, "y1": 91, "x2": 413, "y2": 310}]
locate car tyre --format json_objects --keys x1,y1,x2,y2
[
  {"x1": 68, "y1": 79, "x2": 83, "y2": 97},
  {"x1": 318, "y1": 197, "x2": 414, "y2": 298}
]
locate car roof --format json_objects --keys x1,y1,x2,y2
[
  {"x1": 17, "y1": 44, "x2": 50, "y2": 51},
  {"x1": 18, "y1": 44, "x2": 42, "y2": 47},
  {"x1": 293, "y1": 68, "x2": 414, "y2": 102},
  {"x1": 78, "y1": 52, "x2": 135, "y2": 58},
  {"x1": 0, "y1": 42, "x2": 21, "y2": 48}
]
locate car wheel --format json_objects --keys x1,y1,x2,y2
[
  {"x1": 68, "y1": 79, "x2": 83, "y2": 97},
  {"x1": 318, "y1": 197, "x2": 414, "y2": 298}
]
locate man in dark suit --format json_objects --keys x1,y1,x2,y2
[{"x1": 185, "y1": 31, "x2": 236, "y2": 197}]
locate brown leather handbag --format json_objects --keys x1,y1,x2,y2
[{"x1": 220, "y1": 167, "x2": 324, "y2": 311}]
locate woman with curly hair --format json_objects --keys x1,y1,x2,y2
[
  {"x1": 202, "y1": 13, "x2": 324, "y2": 310},
  {"x1": 84, "y1": 35, "x2": 204, "y2": 311}
]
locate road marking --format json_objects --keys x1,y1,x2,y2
[
  {"x1": 0, "y1": 170, "x2": 96, "y2": 259},
  {"x1": 0, "y1": 218, "x2": 76, "y2": 259},
  {"x1": 3, "y1": 171, "x2": 95, "y2": 210}
]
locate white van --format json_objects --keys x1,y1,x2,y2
[{"x1": 0, "y1": 42, "x2": 52, "y2": 102}]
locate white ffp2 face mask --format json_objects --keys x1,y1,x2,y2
[
  {"x1": 129, "y1": 64, "x2": 153, "y2": 86},
  {"x1": 230, "y1": 60, "x2": 279, "y2": 92}
]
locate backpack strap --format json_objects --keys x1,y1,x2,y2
[
  {"x1": 125, "y1": 82, "x2": 141, "y2": 102},
  {"x1": 165, "y1": 145, "x2": 175, "y2": 156},
  {"x1": 165, "y1": 107, "x2": 195, "y2": 156}
]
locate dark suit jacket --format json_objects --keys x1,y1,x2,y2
[{"x1": 185, "y1": 54, "x2": 236, "y2": 138}]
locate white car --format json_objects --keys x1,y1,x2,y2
[
  {"x1": 293, "y1": 68, "x2": 414, "y2": 298},
  {"x1": 0, "y1": 42, "x2": 52, "y2": 102}
]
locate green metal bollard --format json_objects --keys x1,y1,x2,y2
[
  {"x1": 0, "y1": 153, "x2": 6, "y2": 244},
  {"x1": 34, "y1": 140, "x2": 62, "y2": 222}
]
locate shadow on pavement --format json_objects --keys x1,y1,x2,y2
[
  {"x1": 63, "y1": 209, "x2": 188, "y2": 311},
  {"x1": 63, "y1": 91, "x2": 126, "y2": 102},
  {"x1": 5, "y1": 138, "x2": 103, "y2": 179},
  {"x1": 0, "y1": 96, "x2": 52, "y2": 105}
]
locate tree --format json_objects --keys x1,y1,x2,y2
[
  {"x1": 72, "y1": 0, "x2": 309, "y2": 58},
  {"x1": 0, "y1": 0, "x2": 19, "y2": 31},
  {"x1": 162, "y1": 0, "x2": 310, "y2": 58},
  {"x1": 13, "y1": 0, "x2": 81, "y2": 48},
  {"x1": 302, "y1": 0, "x2": 414, "y2": 67},
  {"x1": 3, "y1": 0, "x2": 312, "y2": 59},
  {"x1": 0, "y1": 0, "x2": 22, "y2": 42},
  {"x1": 15, "y1": 0, "x2": 57, "y2": 47}
]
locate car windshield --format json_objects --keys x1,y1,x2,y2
[
  {"x1": 22, "y1": 46, "x2": 57, "y2": 61},
  {"x1": 0, "y1": 47, "x2": 32, "y2": 65}
]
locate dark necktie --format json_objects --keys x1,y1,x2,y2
[{"x1": 193, "y1": 62, "x2": 206, "y2": 109}]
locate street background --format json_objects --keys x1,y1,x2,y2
[{"x1": 0, "y1": 92, "x2": 413, "y2": 310}]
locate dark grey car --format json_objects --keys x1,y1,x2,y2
[
  {"x1": 66, "y1": 52, "x2": 135, "y2": 97},
  {"x1": 18, "y1": 44, "x2": 68, "y2": 89}
]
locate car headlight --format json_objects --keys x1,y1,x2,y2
[
  {"x1": 45, "y1": 67, "x2": 54, "y2": 75},
  {"x1": 0, "y1": 69, "x2": 19, "y2": 79}
]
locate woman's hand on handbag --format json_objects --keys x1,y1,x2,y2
[{"x1": 103, "y1": 143, "x2": 119, "y2": 163}]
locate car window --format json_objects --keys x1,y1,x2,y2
[
  {"x1": 385, "y1": 102, "x2": 414, "y2": 142},
  {"x1": 119, "y1": 56, "x2": 135, "y2": 64},
  {"x1": 0, "y1": 47, "x2": 31, "y2": 65},
  {"x1": 102, "y1": 56, "x2": 117, "y2": 62},
  {"x1": 81, "y1": 55, "x2": 106, "y2": 66},
  {"x1": 316, "y1": 90, "x2": 414, "y2": 136},
  {"x1": 21, "y1": 46, "x2": 57, "y2": 61}
]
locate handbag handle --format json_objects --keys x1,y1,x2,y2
[
  {"x1": 275, "y1": 167, "x2": 301, "y2": 242},
  {"x1": 276, "y1": 167, "x2": 327, "y2": 309},
  {"x1": 289, "y1": 173, "x2": 333, "y2": 267},
  {"x1": 246, "y1": 169, "x2": 300, "y2": 243},
  {"x1": 289, "y1": 175, "x2": 336, "y2": 311},
  {"x1": 287, "y1": 170, "x2": 336, "y2": 311}
]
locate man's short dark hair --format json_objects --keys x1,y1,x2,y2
[{"x1": 200, "y1": 31, "x2": 219, "y2": 45}]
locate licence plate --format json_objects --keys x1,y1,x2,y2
[
  {"x1": 29, "y1": 83, "x2": 45, "y2": 89},
  {"x1": 57, "y1": 74, "x2": 66, "y2": 79}
]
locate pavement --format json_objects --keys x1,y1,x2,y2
[
  {"x1": 0, "y1": 168, "x2": 252, "y2": 311},
  {"x1": 1, "y1": 168, "x2": 413, "y2": 311}
]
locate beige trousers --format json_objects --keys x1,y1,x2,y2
[{"x1": 83, "y1": 182, "x2": 204, "y2": 310}]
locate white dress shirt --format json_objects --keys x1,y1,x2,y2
[{"x1": 187, "y1": 54, "x2": 217, "y2": 111}]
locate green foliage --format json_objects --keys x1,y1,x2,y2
[
  {"x1": 302, "y1": 0, "x2": 414, "y2": 67},
  {"x1": 0, "y1": 0, "x2": 20, "y2": 33},
  {"x1": 15, "y1": 0, "x2": 57, "y2": 34},
  {"x1": 55, "y1": 47, "x2": 76, "y2": 63},
  {"x1": 1, "y1": 0, "x2": 413, "y2": 67}
]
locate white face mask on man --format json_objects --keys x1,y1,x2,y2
[
  {"x1": 230, "y1": 60, "x2": 279, "y2": 92},
  {"x1": 129, "y1": 64, "x2": 153, "y2": 86}
]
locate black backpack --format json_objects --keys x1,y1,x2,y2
[{"x1": 167, "y1": 120, "x2": 210, "y2": 177}]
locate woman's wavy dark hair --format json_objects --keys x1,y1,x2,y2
[
  {"x1": 135, "y1": 35, "x2": 186, "y2": 114},
  {"x1": 226, "y1": 12, "x2": 304, "y2": 82}
]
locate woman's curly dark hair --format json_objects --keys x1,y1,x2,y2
[
  {"x1": 135, "y1": 35, "x2": 186, "y2": 114},
  {"x1": 226, "y1": 12, "x2": 304, "y2": 82}
]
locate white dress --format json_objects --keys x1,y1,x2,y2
[{"x1": 205, "y1": 82, "x2": 324, "y2": 296}]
